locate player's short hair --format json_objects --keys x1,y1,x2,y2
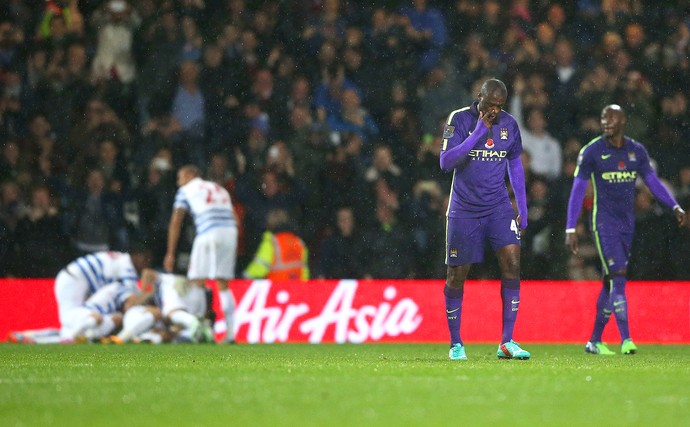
[
  {"x1": 602, "y1": 104, "x2": 624, "y2": 115},
  {"x1": 480, "y1": 78, "x2": 507, "y2": 98},
  {"x1": 180, "y1": 164, "x2": 201, "y2": 177}
]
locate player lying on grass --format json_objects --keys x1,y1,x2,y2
[
  {"x1": 104, "y1": 269, "x2": 212, "y2": 344},
  {"x1": 60, "y1": 281, "x2": 147, "y2": 343}
]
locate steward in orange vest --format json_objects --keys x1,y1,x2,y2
[{"x1": 243, "y1": 209, "x2": 309, "y2": 281}]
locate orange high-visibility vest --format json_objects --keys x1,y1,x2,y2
[{"x1": 267, "y1": 231, "x2": 307, "y2": 281}]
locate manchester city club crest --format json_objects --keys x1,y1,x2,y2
[
  {"x1": 500, "y1": 128, "x2": 508, "y2": 140},
  {"x1": 443, "y1": 125, "x2": 454, "y2": 139},
  {"x1": 628, "y1": 152, "x2": 637, "y2": 161}
]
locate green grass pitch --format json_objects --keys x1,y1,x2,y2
[{"x1": 1, "y1": 343, "x2": 688, "y2": 426}]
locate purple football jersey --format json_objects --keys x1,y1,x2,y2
[
  {"x1": 574, "y1": 136, "x2": 653, "y2": 234},
  {"x1": 440, "y1": 102, "x2": 523, "y2": 218}
]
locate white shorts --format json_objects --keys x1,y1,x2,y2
[
  {"x1": 181, "y1": 285, "x2": 207, "y2": 318},
  {"x1": 159, "y1": 276, "x2": 187, "y2": 317},
  {"x1": 54, "y1": 267, "x2": 90, "y2": 323},
  {"x1": 188, "y1": 227, "x2": 237, "y2": 280}
]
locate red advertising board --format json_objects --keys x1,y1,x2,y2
[{"x1": 1, "y1": 279, "x2": 689, "y2": 343}]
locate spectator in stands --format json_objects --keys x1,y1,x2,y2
[
  {"x1": 315, "y1": 206, "x2": 365, "y2": 279},
  {"x1": 179, "y1": 15, "x2": 202, "y2": 62},
  {"x1": 326, "y1": 87, "x2": 379, "y2": 146},
  {"x1": 313, "y1": 138, "x2": 361, "y2": 229},
  {"x1": 90, "y1": 0, "x2": 140, "y2": 85},
  {"x1": 94, "y1": 139, "x2": 130, "y2": 194},
  {"x1": 398, "y1": 0, "x2": 448, "y2": 75},
  {"x1": 510, "y1": 97, "x2": 562, "y2": 181},
  {"x1": 301, "y1": 0, "x2": 348, "y2": 57},
  {"x1": 408, "y1": 179, "x2": 445, "y2": 278},
  {"x1": 0, "y1": 179, "x2": 27, "y2": 231},
  {"x1": 66, "y1": 168, "x2": 128, "y2": 255},
  {"x1": 67, "y1": 98, "x2": 130, "y2": 167},
  {"x1": 419, "y1": 65, "x2": 471, "y2": 137},
  {"x1": 456, "y1": 33, "x2": 494, "y2": 88},
  {"x1": 236, "y1": 168, "x2": 303, "y2": 255},
  {"x1": 628, "y1": 186, "x2": 677, "y2": 280},
  {"x1": 0, "y1": 18, "x2": 23, "y2": 70},
  {"x1": 0, "y1": 140, "x2": 28, "y2": 184},
  {"x1": 13, "y1": 184, "x2": 71, "y2": 277},
  {"x1": 132, "y1": 149, "x2": 176, "y2": 267},
  {"x1": 364, "y1": 144, "x2": 402, "y2": 191},
  {"x1": 171, "y1": 60, "x2": 206, "y2": 168},
  {"x1": 362, "y1": 201, "x2": 414, "y2": 279},
  {"x1": 38, "y1": 0, "x2": 84, "y2": 42},
  {"x1": 199, "y1": 42, "x2": 249, "y2": 152},
  {"x1": 546, "y1": 38, "x2": 582, "y2": 141}
]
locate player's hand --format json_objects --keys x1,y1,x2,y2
[
  {"x1": 516, "y1": 214, "x2": 525, "y2": 239},
  {"x1": 565, "y1": 232, "x2": 578, "y2": 255},
  {"x1": 163, "y1": 253, "x2": 175, "y2": 272},
  {"x1": 478, "y1": 110, "x2": 494, "y2": 128},
  {"x1": 674, "y1": 206, "x2": 686, "y2": 226}
]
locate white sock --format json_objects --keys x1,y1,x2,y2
[
  {"x1": 60, "y1": 308, "x2": 96, "y2": 340},
  {"x1": 19, "y1": 328, "x2": 61, "y2": 344},
  {"x1": 85, "y1": 314, "x2": 116, "y2": 340},
  {"x1": 118, "y1": 306, "x2": 155, "y2": 342},
  {"x1": 138, "y1": 331, "x2": 163, "y2": 344},
  {"x1": 218, "y1": 289, "x2": 235, "y2": 342},
  {"x1": 169, "y1": 310, "x2": 200, "y2": 341}
]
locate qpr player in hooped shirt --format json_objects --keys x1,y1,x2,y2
[{"x1": 165, "y1": 165, "x2": 239, "y2": 343}]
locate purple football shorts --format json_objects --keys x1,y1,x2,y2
[
  {"x1": 445, "y1": 214, "x2": 521, "y2": 266},
  {"x1": 593, "y1": 231, "x2": 633, "y2": 274}
]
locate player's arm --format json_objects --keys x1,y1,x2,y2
[
  {"x1": 139, "y1": 268, "x2": 159, "y2": 293},
  {"x1": 123, "y1": 269, "x2": 158, "y2": 310},
  {"x1": 641, "y1": 170, "x2": 686, "y2": 226},
  {"x1": 565, "y1": 177, "x2": 588, "y2": 254},
  {"x1": 164, "y1": 207, "x2": 186, "y2": 272},
  {"x1": 243, "y1": 232, "x2": 275, "y2": 279},
  {"x1": 507, "y1": 157, "x2": 527, "y2": 232},
  {"x1": 439, "y1": 114, "x2": 489, "y2": 172},
  {"x1": 636, "y1": 144, "x2": 686, "y2": 225},
  {"x1": 565, "y1": 144, "x2": 595, "y2": 254},
  {"x1": 507, "y1": 122, "x2": 527, "y2": 231}
]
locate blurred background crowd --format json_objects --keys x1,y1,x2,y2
[{"x1": 1, "y1": 0, "x2": 690, "y2": 281}]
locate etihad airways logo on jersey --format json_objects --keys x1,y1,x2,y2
[
  {"x1": 469, "y1": 149, "x2": 508, "y2": 161},
  {"x1": 601, "y1": 170, "x2": 637, "y2": 183}
]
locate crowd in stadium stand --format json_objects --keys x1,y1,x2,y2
[{"x1": 1, "y1": 0, "x2": 690, "y2": 281}]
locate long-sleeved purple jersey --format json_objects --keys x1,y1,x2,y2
[
  {"x1": 440, "y1": 102, "x2": 527, "y2": 227},
  {"x1": 566, "y1": 135, "x2": 679, "y2": 234}
]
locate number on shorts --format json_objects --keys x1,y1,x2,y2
[{"x1": 510, "y1": 219, "x2": 521, "y2": 240}]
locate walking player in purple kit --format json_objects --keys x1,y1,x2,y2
[
  {"x1": 565, "y1": 104, "x2": 686, "y2": 355},
  {"x1": 439, "y1": 78, "x2": 530, "y2": 361}
]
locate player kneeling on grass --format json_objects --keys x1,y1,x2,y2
[{"x1": 106, "y1": 269, "x2": 210, "y2": 344}]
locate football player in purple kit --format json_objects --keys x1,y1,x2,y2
[
  {"x1": 440, "y1": 78, "x2": 530, "y2": 361},
  {"x1": 565, "y1": 104, "x2": 686, "y2": 355}
]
